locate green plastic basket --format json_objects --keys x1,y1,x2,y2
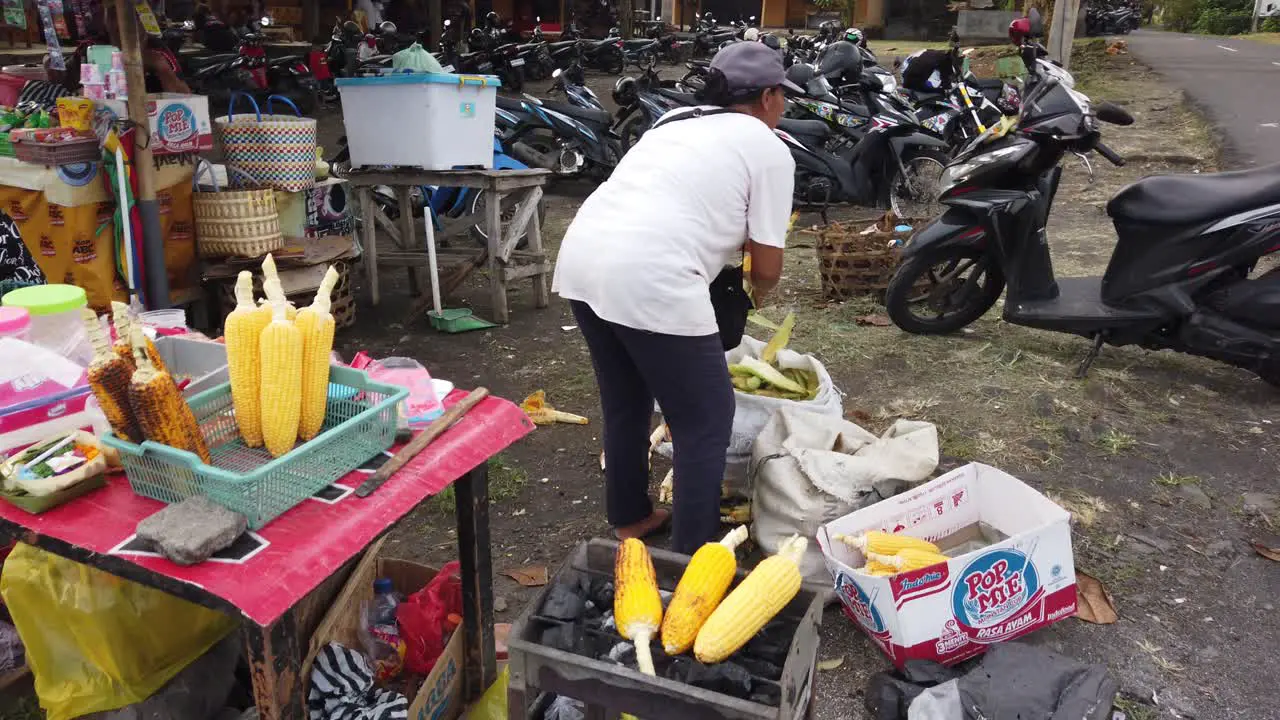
[{"x1": 102, "y1": 366, "x2": 408, "y2": 528}]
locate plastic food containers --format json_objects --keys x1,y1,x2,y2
[
  {"x1": 0, "y1": 307, "x2": 30, "y2": 341},
  {"x1": 335, "y1": 73, "x2": 499, "y2": 170},
  {"x1": 0, "y1": 284, "x2": 92, "y2": 365}
]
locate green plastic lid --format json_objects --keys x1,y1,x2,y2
[{"x1": 1, "y1": 284, "x2": 88, "y2": 316}]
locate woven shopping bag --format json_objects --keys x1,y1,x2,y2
[
  {"x1": 192, "y1": 161, "x2": 284, "y2": 259},
  {"x1": 214, "y1": 92, "x2": 317, "y2": 193}
]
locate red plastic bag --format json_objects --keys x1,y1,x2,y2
[{"x1": 396, "y1": 560, "x2": 462, "y2": 675}]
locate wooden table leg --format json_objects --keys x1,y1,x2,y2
[
  {"x1": 486, "y1": 189, "x2": 509, "y2": 324},
  {"x1": 359, "y1": 188, "x2": 380, "y2": 306},
  {"x1": 244, "y1": 613, "x2": 305, "y2": 720},
  {"x1": 455, "y1": 462, "x2": 495, "y2": 702},
  {"x1": 396, "y1": 186, "x2": 421, "y2": 296},
  {"x1": 527, "y1": 194, "x2": 549, "y2": 309}
]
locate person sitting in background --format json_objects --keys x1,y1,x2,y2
[{"x1": 45, "y1": 3, "x2": 190, "y2": 95}]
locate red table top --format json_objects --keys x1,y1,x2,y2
[{"x1": 0, "y1": 391, "x2": 534, "y2": 627}]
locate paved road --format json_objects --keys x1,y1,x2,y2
[{"x1": 1125, "y1": 29, "x2": 1280, "y2": 167}]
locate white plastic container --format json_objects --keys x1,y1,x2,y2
[
  {"x1": 335, "y1": 73, "x2": 499, "y2": 170},
  {"x1": 0, "y1": 284, "x2": 92, "y2": 366}
]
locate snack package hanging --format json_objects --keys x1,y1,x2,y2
[{"x1": 0, "y1": 543, "x2": 238, "y2": 720}]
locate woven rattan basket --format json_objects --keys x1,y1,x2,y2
[
  {"x1": 193, "y1": 163, "x2": 284, "y2": 259},
  {"x1": 816, "y1": 214, "x2": 916, "y2": 300}
]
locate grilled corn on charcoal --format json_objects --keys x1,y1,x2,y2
[
  {"x1": 869, "y1": 548, "x2": 950, "y2": 572},
  {"x1": 83, "y1": 309, "x2": 142, "y2": 443},
  {"x1": 296, "y1": 267, "x2": 339, "y2": 441},
  {"x1": 694, "y1": 535, "x2": 807, "y2": 664},
  {"x1": 614, "y1": 538, "x2": 663, "y2": 675},
  {"x1": 111, "y1": 301, "x2": 166, "y2": 372},
  {"x1": 258, "y1": 283, "x2": 304, "y2": 458},
  {"x1": 128, "y1": 328, "x2": 211, "y2": 463},
  {"x1": 661, "y1": 526, "x2": 748, "y2": 655},
  {"x1": 225, "y1": 272, "x2": 271, "y2": 447},
  {"x1": 834, "y1": 531, "x2": 940, "y2": 556}
]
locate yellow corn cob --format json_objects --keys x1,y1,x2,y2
[
  {"x1": 856, "y1": 560, "x2": 899, "y2": 577},
  {"x1": 110, "y1": 301, "x2": 167, "y2": 373},
  {"x1": 835, "y1": 531, "x2": 940, "y2": 556},
  {"x1": 83, "y1": 309, "x2": 142, "y2": 443},
  {"x1": 127, "y1": 327, "x2": 211, "y2": 463},
  {"x1": 295, "y1": 267, "x2": 339, "y2": 441},
  {"x1": 258, "y1": 282, "x2": 304, "y2": 458},
  {"x1": 614, "y1": 538, "x2": 663, "y2": 676},
  {"x1": 694, "y1": 535, "x2": 807, "y2": 664},
  {"x1": 661, "y1": 526, "x2": 748, "y2": 655},
  {"x1": 257, "y1": 254, "x2": 298, "y2": 323},
  {"x1": 869, "y1": 548, "x2": 950, "y2": 572},
  {"x1": 225, "y1": 272, "x2": 271, "y2": 447}
]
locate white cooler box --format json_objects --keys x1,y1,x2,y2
[{"x1": 335, "y1": 73, "x2": 499, "y2": 170}]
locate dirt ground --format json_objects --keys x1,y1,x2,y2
[{"x1": 324, "y1": 43, "x2": 1280, "y2": 720}]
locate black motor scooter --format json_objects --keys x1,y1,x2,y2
[{"x1": 884, "y1": 9, "x2": 1280, "y2": 387}]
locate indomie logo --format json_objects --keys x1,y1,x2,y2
[
  {"x1": 898, "y1": 570, "x2": 944, "y2": 592},
  {"x1": 951, "y1": 548, "x2": 1040, "y2": 629}
]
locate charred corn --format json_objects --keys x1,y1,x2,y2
[
  {"x1": 694, "y1": 535, "x2": 807, "y2": 664},
  {"x1": 128, "y1": 328, "x2": 210, "y2": 463},
  {"x1": 84, "y1": 309, "x2": 142, "y2": 443},
  {"x1": 111, "y1": 301, "x2": 166, "y2": 372},
  {"x1": 225, "y1": 272, "x2": 270, "y2": 447},
  {"x1": 661, "y1": 526, "x2": 748, "y2": 655},
  {"x1": 869, "y1": 548, "x2": 950, "y2": 572},
  {"x1": 296, "y1": 266, "x2": 339, "y2": 441},
  {"x1": 614, "y1": 538, "x2": 663, "y2": 675},
  {"x1": 258, "y1": 282, "x2": 304, "y2": 458},
  {"x1": 834, "y1": 531, "x2": 940, "y2": 556}
]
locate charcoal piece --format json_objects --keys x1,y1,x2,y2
[
  {"x1": 544, "y1": 695, "x2": 585, "y2": 720},
  {"x1": 604, "y1": 641, "x2": 634, "y2": 665},
  {"x1": 742, "y1": 621, "x2": 791, "y2": 667},
  {"x1": 664, "y1": 657, "x2": 753, "y2": 700},
  {"x1": 734, "y1": 655, "x2": 783, "y2": 681},
  {"x1": 864, "y1": 658, "x2": 965, "y2": 720},
  {"x1": 749, "y1": 685, "x2": 782, "y2": 707},
  {"x1": 578, "y1": 576, "x2": 614, "y2": 610},
  {"x1": 541, "y1": 584, "x2": 586, "y2": 620},
  {"x1": 136, "y1": 496, "x2": 247, "y2": 566},
  {"x1": 540, "y1": 623, "x2": 579, "y2": 653}
]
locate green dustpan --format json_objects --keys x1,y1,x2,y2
[{"x1": 428, "y1": 308, "x2": 497, "y2": 333}]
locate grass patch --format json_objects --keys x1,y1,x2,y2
[
  {"x1": 424, "y1": 454, "x2": 527, "y2": 514},
  {"x1": 1153, "y1": 472, "x2": 1200, "y2": 487},
  {"x1": 1245, "y1": 32, "x2": 1280, "y2": 44},
  {"x1": 0, "y1": 693, "x2": 40, "y2": 720},
  {"x1": 1096, "y1": 429, "x2": 1137, "y2": 455},
  {"x1": 1114, "y1": 697, "x2": 1159, "y2": 720}
]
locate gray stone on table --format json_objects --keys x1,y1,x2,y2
[{"x1": 136, "y1": 496, "x2": 247, "y2": 566}]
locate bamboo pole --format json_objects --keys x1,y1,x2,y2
[{"x1": 112, "y1": 0, "x2": 169, "y2": 308}]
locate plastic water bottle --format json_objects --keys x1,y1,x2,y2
[{"x1": 362, "y1": 578, "x2": 405, "y2": 681}]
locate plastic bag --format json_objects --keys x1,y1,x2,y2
[
  {"x1": 463, "y1": 667, "x2": 509, "y2": 720},
  {"x1": 391, "y1": 42, "x2": 445, "y2": 73},
  {"x1": 396, "y1": 561, "x2": 461, "y2": 675},
  {"x1": 0, "y1": 543, "x2": 238, "y2": 720},
  {"x1": 365, "y1": 357, "x2": 444, "y2": 424}
]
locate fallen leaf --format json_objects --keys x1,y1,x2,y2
[
  {"x1": 847, "y1": 409, "x2": 874, "y2": 425},
  {"x1": 817, "y1": 656, "x2": 845, "y2": 671},
  {"x1": 1252, "y1": 538, "x2": 1280, "y2": 562},
  {"x1": 1075, "y1": 571, "x2": 1118, "y2": 624},
  {"x1": 503, "y1": 566, "x2": 549, "y2": 587},
  {"x1": 855, "y1": 313, "x2": 892, "y2": 327}
]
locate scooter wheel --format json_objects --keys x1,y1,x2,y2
[
  {"x1": 618, "y1": 110, "x2": 651, "y2": 154},
  {"x1": 884, "y1": 247, "x2": 1005, "y2": 335}
]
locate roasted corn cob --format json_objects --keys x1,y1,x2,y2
[
  {"x1": 834, "y1": 531, "x2": 940, "y2": 556},
  {"x1": 225, "y1": 272, "x2": 271, "y2": 447},
  {"x1": 258, "y1": 283, "x2": 304, "y2": 458},
  {"x1": 111, "y1": 301, "x2": 166, "y2": 372},
  {"x1": 868, "y1": 548, "x2": 950, "y2": 572},
  {"x1": 128, "y1": 328, "x2": 211, "y2": 463},
  {"x1": 295, "y1": 266, "x2": 339, "y2": 441},
  {"x1": 661, "y1": 526, "x2": 748, "y2": 655},
  {"x1": 694, "y1": 535, "x2": 807, "y2": 664},
  {"x1": 614, "y1": 538, "x2": 663, "y2": 676},
  {"x1": 84, "y1": 309, "x2": 142, "y2": 443},
  {"x1": 856, "y1": 560, "x2": 899, "y2": 577}
]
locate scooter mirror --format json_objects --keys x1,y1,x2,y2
[
  {"x1": 444, "y1": 19, "x2": 451, "y2": 26},
  {"x1": 1094, "y1": 101, "x2": 1135, "y2": 126},
  {"x1": 260, "y1": 16, "x2": 271, "y2": 26},
  {"x1": 552, "y1": 68, "x2": 562, "y2": 78},
  {"x1": 536, "y1": 15, "x2": 541, "y2": 21},
  {"x1": 749, "y1": 16, "x2": 756, "y2": 21},
  {"x1": 1028, "y1": 8, "x2": 1044, "y2": 37}
]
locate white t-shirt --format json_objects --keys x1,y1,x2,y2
[{"x1": 552, "y1": 108, "x2": 795, "y2": 337}]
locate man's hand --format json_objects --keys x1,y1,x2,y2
[{"x1": 747, "y1": 241, "x2": 783, "y2": 307}]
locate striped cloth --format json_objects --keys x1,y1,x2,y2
[
  {"x1": 17, "y1": 80, "x2": 72, "y2": 109},
  {"x1": 308, "y1": 643, "x2": 408, "y2": 720}
]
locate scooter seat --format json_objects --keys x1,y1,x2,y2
[
  {"x1": 539, "y1": 98, "x2": 612, "y2": 126},
  {"x1": 777, "y1": 117, "x2": 831, "y2": 141},
  {"x1": 496, "y1": 96, "x2": 528, "y2": 113},
  {"x1": 1107, "y1": 162, "x2": 1280, "y2": 225},
  {"x1": 188, "y1": 53, "x2": 239, "y2": 67},
  {"x1": 970, "y1": 77, "x2": 1005, "y2": 91},
  {"x1": 655, "y1": 87, "x2": 698, "y2": 105}
]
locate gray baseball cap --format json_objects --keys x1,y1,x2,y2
[{"x1": 710, "y1": 41, "x2": 804, "y2": 95}]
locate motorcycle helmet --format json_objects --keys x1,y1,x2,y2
[
  {"x1": 378, "y1": 21, "x2": 397, "y2": 34},
  {"x1": 760, "y1": 33, "x2": 780, "y2": 51},
  {"x1": 817, "y1": 40, "x2": 863, "y2": 85},
  {"x1": 843, "y1": 27, "x2": 864, "y2": 45},
  {"x1": 470, "y1": 27, "x2": 485, "y2": 43},
  {"x1": 485, "y1": 11, "x2": 499, "y2": 27},
  {"x1": 743, "y1": 27, "x2": 759, "y2": 41},
  {"x1": 784, "y1": 62, "x2": 816, "y2": 96},
  {"x1": 612, "y1": 75, "x2": 638, "y2": 106},
  {"x1": 1008, "y1": 16, "x2": 1031, "y2": 45}
]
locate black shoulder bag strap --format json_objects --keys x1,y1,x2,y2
[{"x1": 652, "y1": 106, "x2": 753, "y2": 351}]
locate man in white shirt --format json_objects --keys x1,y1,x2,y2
[{"x1": 553, "y1": 42, "x2": 797, "y2": 554}]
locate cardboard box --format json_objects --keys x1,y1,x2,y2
[
  {"x1": 817, "y1": 463, "x2": 1077, "y2": 667},
  {"x1": 306, "y1": 556, "x2": 464, "y2": 720},
  {"x1": 99, "y1": 94, "x2": 212, "y2": 156}
]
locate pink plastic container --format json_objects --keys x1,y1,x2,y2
[{"x1": 0, "y1": 306, "x2": 30, "y2": 341}]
